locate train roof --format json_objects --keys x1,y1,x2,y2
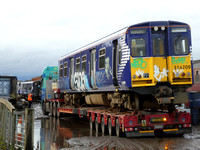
[
  {"x1": 59, "y1": 26, "x2": 128, "y2": 61},
  {"x1": 59, "y1": 21, "x2": 189, "y2": 61},
  {"x1": 42, "y1": 66, "x2": 58, "y2": 73}
]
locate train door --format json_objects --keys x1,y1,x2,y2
[
  {"x1": 70, "y1": 58, "x2": 75, "y2": 90},
  {"x1": 113, "y1": 40, "x2": 118, "y2": 86},
  {"x1": 90, "y1": 49, "x2": 97, "y2": 89},
  {"x1": 152, "y1": 30, "x2": 168, "y2": 82}
]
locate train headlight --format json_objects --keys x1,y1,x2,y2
[
  {"x1": 161, "y1": 26, "x2": 165, "y2": 31},
  {"x1": 182, "y1": 72, "x2": 185, "y2": 77},
  {"x1": 175, "y1": 72, "x2": 179, "y2": 77},
  {"x1": 154, "y1": 26, "x2": 158, "y2": 31},
  {"x1": 187, "y1": 72, "x2": 191, "y2": 77},
  {"x1": 163, "y1": 117, "x2": 167, "y2": 122},
  {"x1": 133, "y1": 75, "x2": 136, "y2": 78}
]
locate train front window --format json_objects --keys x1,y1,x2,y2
[
  {"x1": 131, "y1": 38, "x2": 146, "y2": 57},
  {"x1": 174, "y1": 36, "x2": 188, "y2": 54},
  {"x1": 153, "y1": 38, "x2": 164, "y2": 56}
]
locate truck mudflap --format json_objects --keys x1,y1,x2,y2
[{"x1": 125, "y1": 126, "x2": 192, "y2": 137}]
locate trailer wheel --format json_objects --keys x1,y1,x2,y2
[
  {"x1": 89, "y1": 116, "x2": 94, "y2": 131},
  {"x1": 49, "y1": 102, "x2": 53, "y2": 117},
  {"x1": 101, "y1": 117, "x2": 108, "y2": 135},
  {"x1": 53, "y1": 102, "x2": 57, "y2": 117},
  {"x1": 57, "y1": 102, "x2": 61, "y2": 118},
  {"x1": 116, "y1": 119, "x2": 124, "y2": 137},
  {"x1": 108, "y1": 118, "x2": 115, "y2": 136}
]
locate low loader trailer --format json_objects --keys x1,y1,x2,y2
[{"x1": 46, "y1": 99, "x2": 192, "y2": 137}]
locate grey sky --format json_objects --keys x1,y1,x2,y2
[{"x1": 0, "y1": 0, "x2": 199, "y2": 81}]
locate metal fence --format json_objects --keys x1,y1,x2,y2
[{"x1": 0, "y1": 98, "x2": 34, "y2": 150}]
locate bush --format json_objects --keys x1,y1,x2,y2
[{"x1": 0, "y1": 137, "x2": 7, "y2": 150}]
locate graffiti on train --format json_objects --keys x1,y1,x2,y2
[{"x1": 74, "y1": 72, "x2": 86, "y2": 91}]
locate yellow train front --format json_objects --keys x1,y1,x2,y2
[{"x1": 127, "y1": 21, "x2": 192, "y2": 111}]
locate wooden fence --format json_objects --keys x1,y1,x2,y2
[{"x1": 0, "y1": 98, "x2": 34, "y2": 150}]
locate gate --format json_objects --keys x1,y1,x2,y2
[{"x1": 0, "y1": 98, "x2": 34, "y2": 150}]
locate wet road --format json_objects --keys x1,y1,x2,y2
[
  {"x1": 34, "y1": 117, "x2": 200, "y2": 150},
  {"x1": 33, "y1": 104, "x2": 200, "y2": 150}
]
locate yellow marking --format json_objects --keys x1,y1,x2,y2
[
  {"x1": 163, "y1": 129, "x2": 178, "y2": 132},
  {"x1": 139, "y1": 130, "x2": 154, "y2": 133}
]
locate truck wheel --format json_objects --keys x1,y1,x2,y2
[
  {"x1": 116, "y1": 119, "x2": 124, "y2": 137},
  {"x1": 89, "y1": 116, "x2": 94, "y2": 131},
  {"x1": 53, "y1": 102, "x2": 57, "y2": 117},
  {"x1": 108, "y1": 118, "x2": 115, "y2": 136},
  {"x1": 101, "y1": 117, "x2": 108, "y2": 135},
  {"x1": 57, "y1": 102, "x2": 61, "y2": 118},
  {"x1": 50, "y1": 102, "x2": 53, "y2": 117},
  {"x1": 95, "y1": 117, "x2": 101, "y2": 133}
]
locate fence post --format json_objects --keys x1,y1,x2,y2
[
  {"x1": 24, "y1": 108, "x2": 34, "y2": 150},
  {"x1": 11, "y1": 110, "x2": 16, "y2": 150}
]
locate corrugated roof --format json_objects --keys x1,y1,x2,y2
[{"x1": 193, "y1": 60, "x2": 200, "y2": 64}]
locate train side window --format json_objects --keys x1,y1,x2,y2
[
  {"x1": 82, "y1": 55, "x2": 87, "y2": 72},
  {"x1": 59, "y1": 64, "x2": 63, "y2": 78},
  {"x1": 118, "y1": 44, "x2": 121, "y2": 65},
  {"x1": 99, "y1": 48, "x2": 105, "y2": 69},
  {"x1": 153, "y1": 38, "x2": 164, "y2": 56},
  {"x1": 131, "y1": 38, "x2": 146, "y2": 56},
  {"x1": 174, "y1": 36, "x2": 188, "y2": 54},
  {"x1": 64, "y1": 62, "x2": 68, "y2": 77},
  {"x1": 76, "y1": 57, "x2": 81, "y2": 72}
]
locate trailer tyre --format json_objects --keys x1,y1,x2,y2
[
  {"x1": 101, "y1": 117, "x2": 108, "y2": 135},
  {"x1": 116, "y1": 119, "x2": 124, "y2": 137},
  {"x1": 108, "y1": 118, "x2": 115, "y2": 136}
]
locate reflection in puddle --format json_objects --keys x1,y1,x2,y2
[
  {"x1": 35, "y1": 116, "x2": 90, "y2": 150},
  {"x1": 34, "y1": 117, "x2": 200, "y2": 150}
]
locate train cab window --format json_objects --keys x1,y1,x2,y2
[
  {"x1": 49, "y1": 74, "x2": 52, "y2": 80},
  {"x1": 153, "y1": 38, "x2": 164, "y2": 56},
  {"x1": 174, "y1": 36, "x2": 189, "y2": 54},
  {"x1": 82, "y1": 55, "x2": 87, "y2": 72},
  {"x1": 131, "y1": 38, "x2": 146, "y2": 56},
  {"x1": 99, "y1": 48, "x2": 105, "y2": 69},
  {"x1": 64, "y1": 62, "x2": 68, "y2": 77},
  {"x1": 76, "y1": 57, "x2": 81, "y2": 72},
  {"x1": 59, "y1": 64, "x2": 63, "y2": 77}
]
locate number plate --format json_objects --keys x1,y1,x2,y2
[{"x1": 154, "y1": 124, "x2": 163, "y2": 129}]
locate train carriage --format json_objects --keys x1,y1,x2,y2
[{"x1": 58, "y1": 21, "x2": 193, "y2": 111}]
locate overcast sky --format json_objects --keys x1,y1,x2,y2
[{"x1": 0, "y1": 0, "x2": 199, "y2": 81}]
